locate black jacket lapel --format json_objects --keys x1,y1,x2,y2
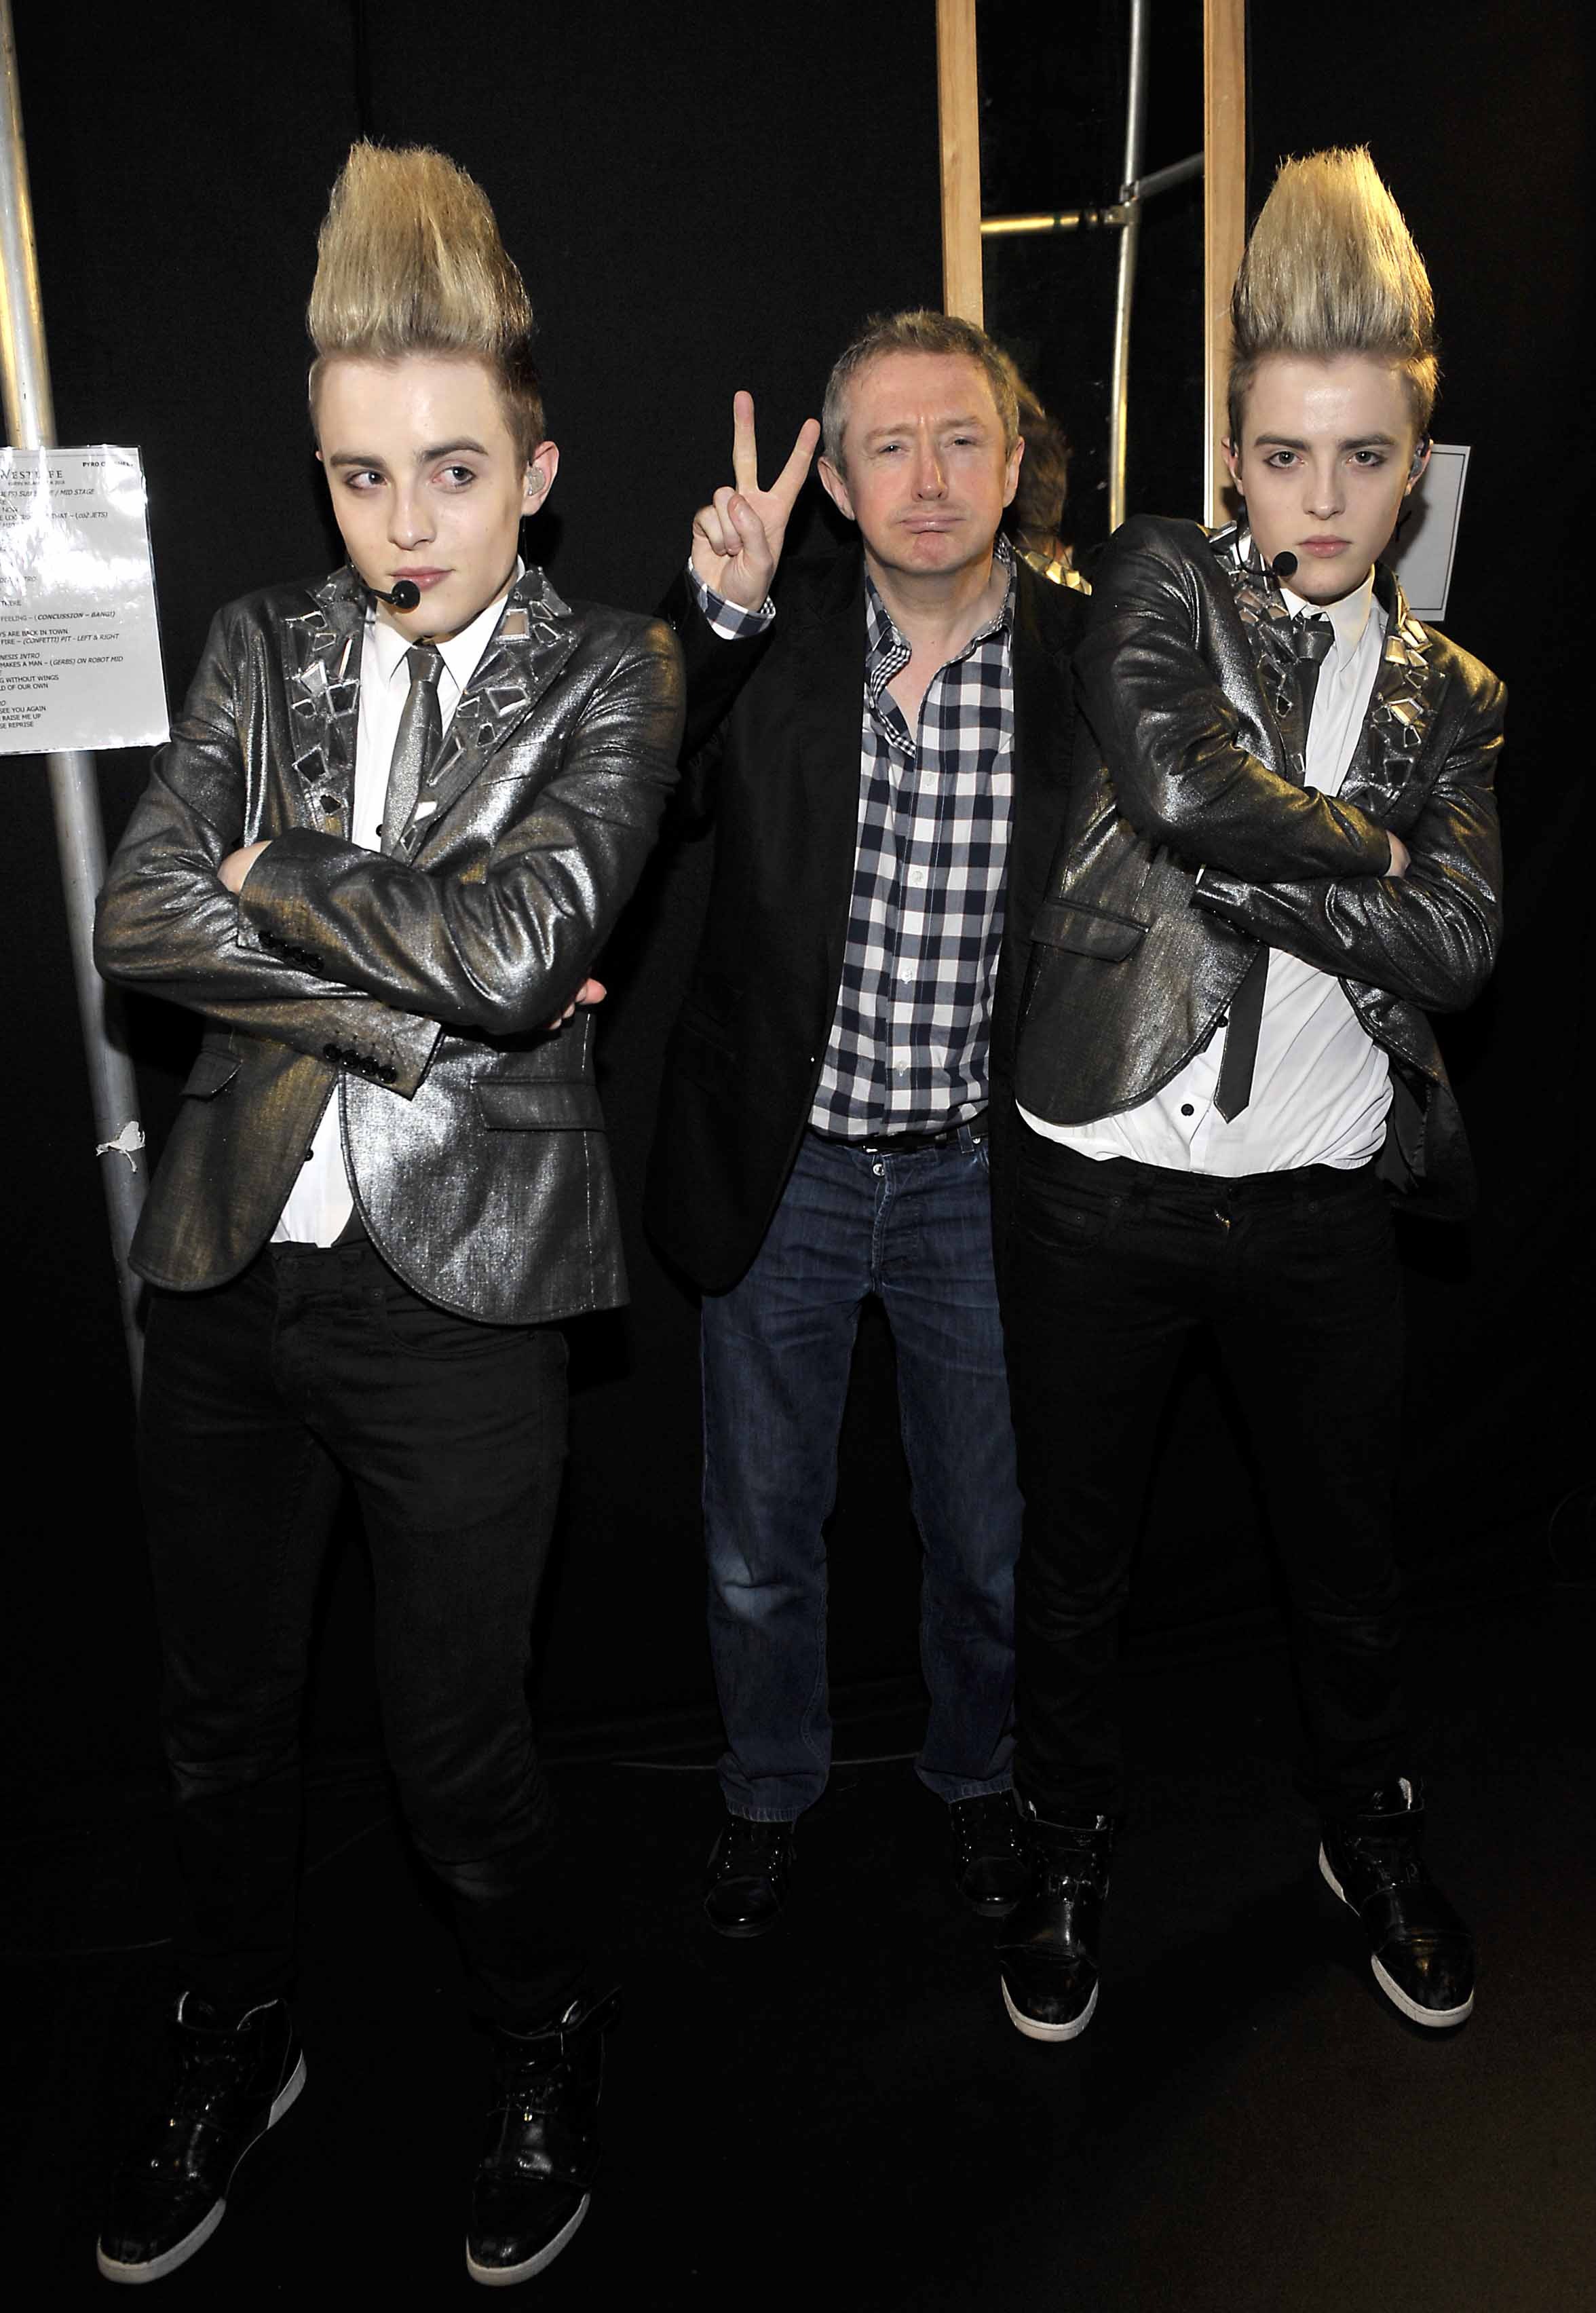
[{"x1": 785, "y1": 553, "x2": 870, "y2": 990}]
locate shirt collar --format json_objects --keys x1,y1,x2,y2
[
  {"x1": 364, "y1": 559, "x2": 525, "y2": 695},
  {"x1": 864, "y1": 532, "x2": 1016, "y2": 671},
  {"x1": 1280, "y1": 564, "x2": 1377, "y2": 661}
]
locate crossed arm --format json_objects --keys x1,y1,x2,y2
[
  {"x1": 1076, "y1": 521, "x2": 1502, "y2": 1011},
  {"x1": 1076, "y1": 523, "x2": 1401, "y2": 886},
  {"x1": 1190, "y1": 696, "x2": 1504, "y2": 1013},
  {"x1": 96, "y1": 607, "x2": 685, "y2": 1063}
]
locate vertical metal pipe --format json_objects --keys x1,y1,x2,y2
[
  {"x1": 1, "y1": 0, "x2": 146, "y2": 1395},
  {"x1": 1107, "y1": 0, "x2": 1151, "y2": 533}
]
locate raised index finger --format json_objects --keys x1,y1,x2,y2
[{"x1": 731, "y1": 390, "x2": 760, "y2": 494}]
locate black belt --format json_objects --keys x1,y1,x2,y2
[{"x1": 810, "y1": 1111, "x2": 987, "y2": 1156}]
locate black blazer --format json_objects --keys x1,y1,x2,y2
[{"x1": 645, "y1": 548, "x2": 1088, "y2": 1292}]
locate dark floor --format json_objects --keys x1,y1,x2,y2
[{"x1": 8, "y1": 1581, "x2": 1595, "y2": 2310}]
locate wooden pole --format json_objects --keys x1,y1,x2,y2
[
  {"x1": 1202, "y1": 0, "x2": 1247, "y2": 524},
  {"x1": 936, "y1": 0, "x2": 983, "y2": 324}
]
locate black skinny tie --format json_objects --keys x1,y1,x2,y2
[{"x1": 1213, "y1": 613, "x2": 1333, "y2": 1123}]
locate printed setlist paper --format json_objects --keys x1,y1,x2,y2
[{"x1": 0, "y1": 446, "x2": 168, "y2": 755}]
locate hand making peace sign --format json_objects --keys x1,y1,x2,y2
[{"x1": 689, "y1": 391, "x2": 822, "y2": 612}]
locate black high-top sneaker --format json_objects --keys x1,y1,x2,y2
[
  {"x1": 96, "y1": 1992, "x2": 305, "y2": 2284},
  {"x1": 466, "y1": 1989, "x2": 620, "y2": 2287},
  {"x1": 1319, "y1": 1778, "x2": 1475, "y2": 2027},
  {"x1": 996, "y1": 1805, "x2": 1116, "y2": 2043}
]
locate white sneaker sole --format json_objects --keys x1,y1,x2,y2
[
  {"x1": 466, "y1": 2191, "x2": 590, "y2": 2286},
  {"x1": 1318, "y1": 1846, "x2": 1475, "y2": 2028},
  {"x1": 96, "y1": 2052, "x2": 307, "y2": 2284},
  {"x1": 1001, "y1": 1975, "x2": 1099, "y2": 2043}
]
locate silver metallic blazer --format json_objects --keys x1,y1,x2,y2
[
  {"x1": 95, "y1": 563, "x2": 684, "y2": 1321},
  {"x1": 1010, "y1": 517, "x2": 1505, "y2": 1218}
]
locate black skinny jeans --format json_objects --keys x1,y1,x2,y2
[
  {"x1": 138, "y1": 1237, "x2": 577, "y2": 2026},
  {"x1": 1002, "y1": 1135, "x2": 1409, "y2": 1820}
]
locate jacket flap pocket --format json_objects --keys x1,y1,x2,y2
[
  {"x1": 180, "y1": 1047, "x2": 241, "y2": 1099},
  {"x1": 474, "y1": 1080, "x2": 605, "y2": 1131},
  {"x1": 1031, "y1": 899, "x2": 1148, "y2": 962}
]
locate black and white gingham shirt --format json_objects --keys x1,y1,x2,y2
[{"x1": 691, "y1": 538, "x2": 1015, "y2": 1136}]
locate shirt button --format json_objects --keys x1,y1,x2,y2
[
  {"x1": 909, "y1": 867, "x2": 926, "y2": 886},
  {"x1": 1181, "y1": 1104, "x2": 1195, "y2": 1117}
]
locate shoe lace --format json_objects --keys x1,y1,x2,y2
[
  {"x1": 1035, "y1": 1860, "x2": 1102, "y2": 1902},
  {"x1": 715, "y1": 1820, "x2": 787, "y2": 1878},
  {"x1": 1343, "y1": 1828, "x2": 1428, "y2": 1889},
  {"x1": 491, "y1": 2048, "x2": 571, "y2": 2129},
  {"x1": 954, "y1": 1797, "x2": 1022, "y2": 1864},
  {"x1": 170, "y1": 2025, "x2": 258, "y2": 2119}
]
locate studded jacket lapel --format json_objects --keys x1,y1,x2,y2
[
  {"x1": 1213, "y1": 525, "x2": 1443, "y2": 810},
  {"x1": 1341, "y1": 569, "x2": 1444, "y2": 812},
  {"x1": 408, "y1": 568, "x2": 580, "y2": 849},
  {"x1": 281, "y1": 569, "x2": 365, "y2": 823}
]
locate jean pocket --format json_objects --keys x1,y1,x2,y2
[
  {"x1": 1307, "y1": 1180, "x2": 1396, "y2": 1255},
  {"x1": 1016, "y1": 1186, "x2": 1114, "y2": 1255}
]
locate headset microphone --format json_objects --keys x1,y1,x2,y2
[
  {"x1": 372, "y1": 579, "x2": 421, "y2": 612},
  {"x1": 1270, "y1": 551, "x2": 1299, "y2": 581}
]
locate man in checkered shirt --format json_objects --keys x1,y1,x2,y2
[{"x1": 646, "y1": 313, "x2": 1087, "y2": 1936}]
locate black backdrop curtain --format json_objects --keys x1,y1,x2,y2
[{"x1": 5, "y1": 0, "x2": 1588, "y2": 1822}]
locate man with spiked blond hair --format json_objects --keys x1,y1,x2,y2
[
  {"x1": 93, "y1": 142, "x2": 682, "y2": 2287},
  {"x1": 995, "y1": 150, "x2": 1503, "y2": 2045}
]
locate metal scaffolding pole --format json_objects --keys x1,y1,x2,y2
[
  {"x1": 1, "y1": 0, "x2": 146, "y2": 1394},
  {"x1": 1107, "y1": 0, "x2": 1151, "y2": 535}
]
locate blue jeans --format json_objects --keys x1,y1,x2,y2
[{"x1": 701, "y1": 1126, "x2": 1021, "y2": 1820}]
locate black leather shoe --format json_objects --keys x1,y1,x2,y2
[
  {"x1": 996, "y1": 1806, "x2": 1116, "y2": 2043},
  {"x1": 466, "y1": 1989, "x2": 620, "y2": 2287},
  {"x1": 702, "y1": 1815, "x2": 793, "y2": 1938},
  {"x1": 1319, "y1": 1778, "x2": 1475, "y2": 2027},
  {"x1": 96, "y1": 1992, "x2": 305, "y2": 2284},
  {"x1": 949, "y1": 1792, "x2": 1028, "y2": 1915}
]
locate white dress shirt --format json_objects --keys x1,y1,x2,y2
[
  {"x1": 1021, "y1": 569, "x2": 1394, "y2": 1175},
  {"x1": 272, "y1": 575, "x2": 518, "y2": 1245}
]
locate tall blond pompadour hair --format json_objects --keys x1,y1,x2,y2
[
  {"x1": 307, "y1": 141, "x2": 544, "y2": 456},
  {"x1": 1228, "y1": 147, "x2": 1439, "y2": 444}
]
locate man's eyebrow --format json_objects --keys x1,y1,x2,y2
[
  {"x1": 324, "y1": 438, "x2": 491, "y2": 468},
  {"x1": 862, "y1": 413, "x2": 990, "y2": 438},
  {"x1": 1252, "y1": 432, "x2": 1400, "y2": 450}
]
